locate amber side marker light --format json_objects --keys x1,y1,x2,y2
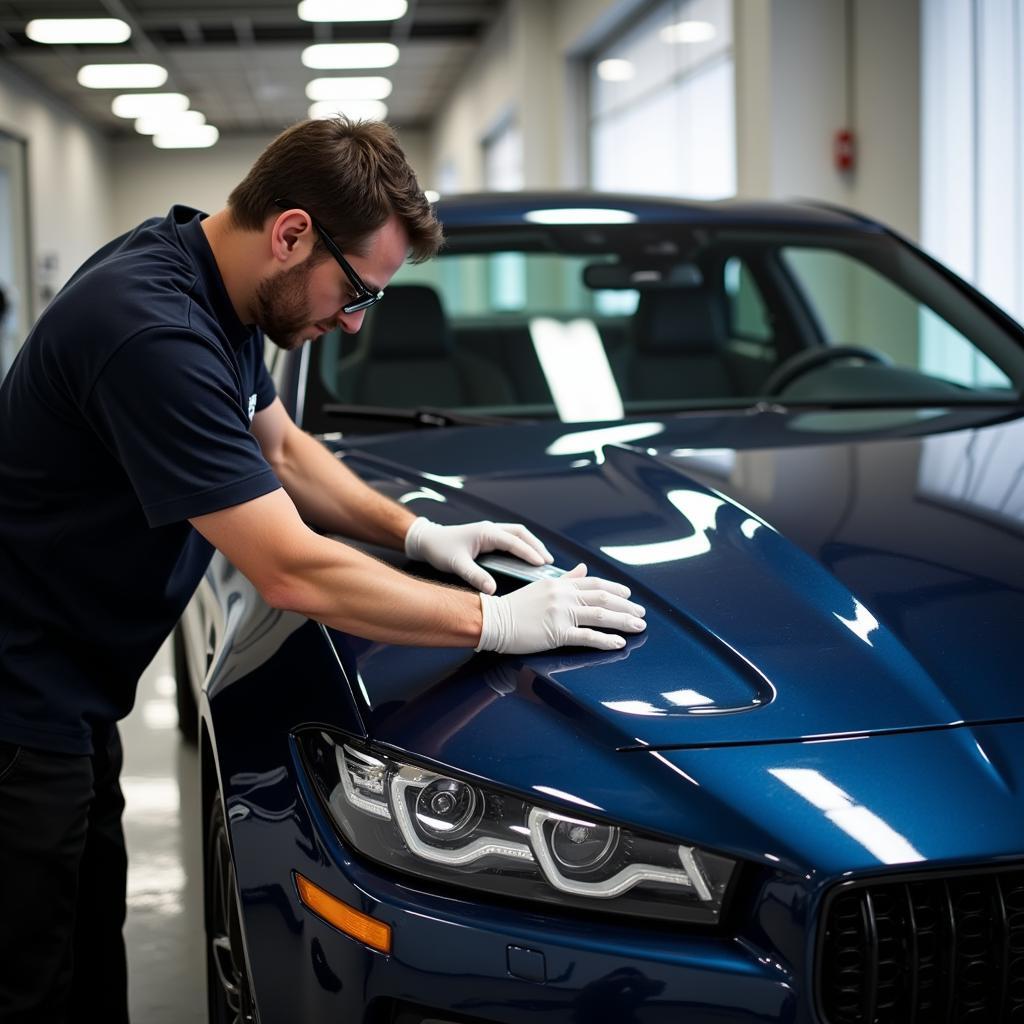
[{"x1": 294, "y1": 872, "x2": 392, "y2": 954}]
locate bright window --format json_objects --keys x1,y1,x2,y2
[
  {"x1": 482, "y1": 119, "x2": 526, "y2": 309},
  {"x1": 589, "y1": 0, "x2": 735, "y2": 199},
  {"x1": 922, "y1": 0, "x2": 1024, "y2": 375}
]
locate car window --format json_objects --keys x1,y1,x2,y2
[
  {"x1": 394, "y1": 251, "x2": 623, "y2": 318},
  {"x1": 723, "y1": 256, "x2": 772, "y2": 344},
  {"x1": 781, "y1": 247, "x2": 1012, "y2": 390},
  {"x1": 300, "y1": 224, "x2": 1024, "y2": 433}
]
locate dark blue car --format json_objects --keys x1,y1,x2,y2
[{"x1": 176, "y1": 192, "x2": 1024, "y2": 1024}]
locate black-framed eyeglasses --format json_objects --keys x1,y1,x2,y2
[{"x1": 273, "y1": 197, "x2": 384, "y2": 314}]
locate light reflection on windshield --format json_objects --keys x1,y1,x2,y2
[{"x1": 530, "y1": 317, "x2": 624, "y2": 422}]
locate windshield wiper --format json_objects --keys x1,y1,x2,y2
[{"x1": 321, "y1": 403, "x2": 519, "y2": 427}]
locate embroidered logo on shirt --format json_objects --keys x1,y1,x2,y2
[{"x1": 247, "y1": 393, "x2": 257, "y2": 421}]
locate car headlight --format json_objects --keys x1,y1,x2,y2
[{"x1": 298, "y1": 730, "x2": 737, "y2": 925}]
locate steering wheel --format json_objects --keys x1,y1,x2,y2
[{"x1": 761, "y1": 345, "x2": 891, "y2": 396}]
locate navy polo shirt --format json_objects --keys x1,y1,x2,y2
[{"x1": 0, "y1": 206, "x2": 281, "y2": 754}]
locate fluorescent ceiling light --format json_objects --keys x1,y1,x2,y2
[
  {"x1": 153, "y1": 125, "x2": 219, "y2": 149},
  {"x1": 524, "y1": 208, "x2": 637, "y2": 225},
  {"x1": 301, "y1": 43, "x2": 399, "y2": 69},
  {"x1": 596, "y1": 58, "x2": 634, "y2": 82},
  {"x1": 78, "y1": 64, "x2": 168, "y2": 89},
  {"x1": 111, "y1": 92, "x2": 189, "y2": 118},
  {"x1": 135, "y1": 110, "x2": 206, "y2": 136},
  {"x1": 660, "y1": 20, "x2": 717, "y2": 43},
  {"x1": 308, "y1": 99, "x2": 388, "y2": 121},
  {"x1": 297, "y1": 0, "x2": 407, "y2": 21},
  {"x1": 305, "y1": 76, "x2": 393, "y2": 101},
  {"x1": 424, "y1": 190, "x2": 440, "y2": 203},
  {"x1": 27, "y1": 18, "x2": 131, "y2": 44}
]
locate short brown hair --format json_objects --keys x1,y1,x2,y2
[{"x1": 228, "y1": 117, "x2": 442, "y2": 263}]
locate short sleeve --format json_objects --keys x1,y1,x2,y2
[
  {"x1": 254, "y1": 354, "x2": 276, "y2": 413},
  {"x1": 86, "y1": 327, "x2": 281, "y2": 527}
]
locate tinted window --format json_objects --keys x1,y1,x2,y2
[
  {"x1": 302, "y1": 223, "x2": 1023, "y2": 433},
  {"x1": 782, "y1": 247, "x2": 1011, "y2": 389}
]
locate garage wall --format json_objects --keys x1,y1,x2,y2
[
  {"x1": 110, "y1": 134, "x2": 273, "y2": 235},
  {"x1": 430, "y1": 0, "x2": 638, "y2": 192},
  {"x1": 429, "y1": 3, "x2": 516, "y2": 192},
  {"x1": 0, "y1": 60, "x2": 113, "y2": 320},
  {"x1": 430, "y1": 0, "x2": 921, "y2": 240},
  {"x1": 737, "y1": 0, "x2": 920, "y2": 239},
  {"x1": 109, "y1": 127, "x2": 432, "y2": 237},
  {"x1": 851, "y1": 0, "x2": 920, "y2": 240}
]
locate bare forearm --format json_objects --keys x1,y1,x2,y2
[
  {"x1": 191, "y1": 487, "x2": 643, "y2": 656},
  {"x1": 268, "y1": 531, "x2": 483, "y2": 647},
  {"x1": 271, "y1": 427, "x2": 414, "y2": 549}
]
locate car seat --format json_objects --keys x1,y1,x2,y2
[
  {"x1": 338, "y1": 284, "x2": 514, "y2": 408},
  {"x1": 615, "y1": 287, "x2": 739, "y2": 402}
]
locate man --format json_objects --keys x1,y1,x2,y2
[{"x1": 0, "y1": 117, "x2": 646, "y2": 1022}]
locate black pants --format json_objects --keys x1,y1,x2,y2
[{"x1": 0, "y1": 727, "x2": 129, "y2": 1024}]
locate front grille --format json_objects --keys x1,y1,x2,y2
[{"x1": 818, "y1": 866, "x2": 1024, "y2": 1023}]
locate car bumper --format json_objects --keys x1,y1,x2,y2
[{"x1": 231, "y1": 766, "x2": 801, "y2": 1024}]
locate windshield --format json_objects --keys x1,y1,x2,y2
[{"x1": 302, "y1": 222, "x2": 1024, "y2": 433}]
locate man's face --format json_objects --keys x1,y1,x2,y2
[{"x1": 256, "y1": 213, "x2": 410, "y2": 351}]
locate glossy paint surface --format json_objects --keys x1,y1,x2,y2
[
  {"x1": 193, "y1": 194, "x2": 1024, "y2": 1021},
  {"x1": 204, "y1": 621, "x2": 802, "y2": 1023},
  {"x1": 195, "y1": 399, "x2": 1024, "y2": 1023},
  {"x1": 331, "y1": 406, "x2": 1024, "y2": 754}
]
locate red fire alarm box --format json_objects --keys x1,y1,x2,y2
[{"x1": 834, "y1": 129, "x2": 855, "y2": 171}]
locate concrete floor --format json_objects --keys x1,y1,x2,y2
[{"x1": 122, "y1": 640, "x2": 206, "y2": 1023}]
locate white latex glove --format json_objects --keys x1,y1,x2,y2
[
  {"x1": 476, "y1": 563, "x2": 647, "y2": 654},
  {"x1": 404, "y1": 517, "x2": 553, "y2": 594}
]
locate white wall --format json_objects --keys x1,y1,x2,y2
[
  {"x1": 430, "y1": 0, "x2": 921, "y2": 240},
  {"x1": 110, "y1": 134, "x2": 271, "y2": 234},
  {"x1": 852, "y1": 0, "x2": 920, "y2": 239},
  {"x1": 0, "y1": 60, "x2": 113, "y2": 318},
  {"x1": 732, "y1": 0, "x2": 920, "y2": 238},
  {"x1": 430, "y1": 5, "x2": 516, "y2": 193},
  {"x1": 431, "y1": 0, "x2": 637, "y2": 192},
  {"x1": 110, "y1": 127, "x2": 432, "y2": 235}
]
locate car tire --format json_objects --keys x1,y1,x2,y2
[
  {"x1": 206, "y1": 793, "x2": 257, "y2": 1024},
  {"x1": 173, "y1": 623, "x2": 199, "y2": 745}
]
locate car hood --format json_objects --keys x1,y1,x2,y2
[{"x1": 327, "y1": 406, "x2": 1024, "y2": 753}]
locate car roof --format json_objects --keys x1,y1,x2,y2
[{"x1": 432, "y1": 190, "x2": 887, "y2": 233}]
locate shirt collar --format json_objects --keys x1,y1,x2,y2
[{"x1": 172, "y1": 205, "x2": 253, "y2": 349}]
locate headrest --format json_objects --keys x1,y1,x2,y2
[
  {"x1": 363, "y1": 284, "x2": 450, "y2": 359},
  {"x1": 633, "y1": 288, "x2": 727, "y2": 354}
]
